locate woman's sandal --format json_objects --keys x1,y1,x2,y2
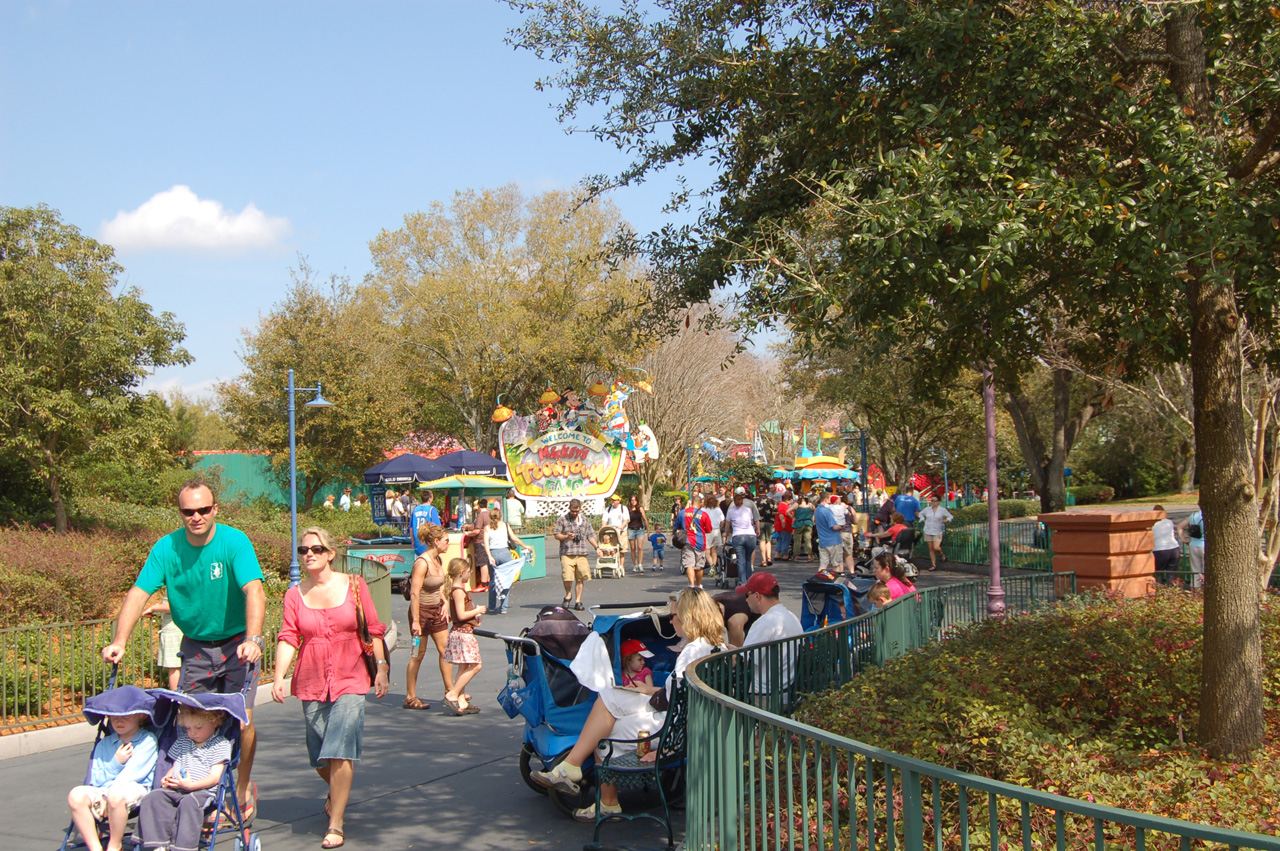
[
  {"x1": 443, "y1": 697, "x2": 465, "y2": 716},
  {"x1": 321, "y1": 827, "x2": 344, "y2": 848},
  {"x1": 402, "y1": 696, "x2": 430, "y2": 710},
  {"x1": 324, "y1": 794, "x2": 331, "y2": 817}
]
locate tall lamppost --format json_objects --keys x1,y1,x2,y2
[
  {"x1": 287, "y1": 369, "x2": 334, "y2": 587},
  {"x1": 982, "y1": 366, "x2": 1005, "y2": 616},
  {"x1": 840, "y1": 425, "x2": 871, "y2": 509}
]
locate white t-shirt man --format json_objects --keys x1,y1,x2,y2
[
  {"x1": 743, "y1": 601, "x2": 804, "y2": 694},
  {"x1": 602, "y1": 500, "x2": 628, "y2": 529}
]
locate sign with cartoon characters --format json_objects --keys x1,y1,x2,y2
[{"x1": 494, "y1": 373, "x2": 661, "y2": 513}]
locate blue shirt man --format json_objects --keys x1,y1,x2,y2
[
  {"x1": 814, "y1": 502, "x2": 843, "y2": 549},
  {"x1": 894, "y1": 490, "x2": 922, "y2": 523},
  {"x1": 409, "y1": 493, "x2": 442, "y2": 556}
]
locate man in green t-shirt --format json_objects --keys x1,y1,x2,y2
[{"x1": 102, "y1": 478, "x2": 266, "y2": 819}]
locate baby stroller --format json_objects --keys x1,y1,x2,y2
[
  {"x1": 60, "y1": 682, "x2": 258, "y2": 851},
  {"x1": 801, "y1": 572, "x2": 876, "y2": 631},
  {"x1": 479, "y1": 600, "x2": 684, "y2": 818},
  {"x1": 595, "y1": 527, "x2": 625, "y2": 578},
  {"x1": 714, "y1": 544, "x2": 740, "y2": 589},
  {"x1": 855, "y1": 528, "x2": 920, "y2": 579}
]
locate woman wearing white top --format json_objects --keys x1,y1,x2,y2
[
  {"x1": 1151, "y1": 505, "x2": 1180, "y2": 582},
  {"x1": 531, "y1": 588, "x2": 726, "y2": 823},
  {"x1": 482, "y1": 504, "x2": 532, "y2": 615},
  {"x1": 920, "y1": 496, "x2": 954, "y2": 571},
  {"x1": 703, "y1": 496, "x2": 726, "y2": 572}
]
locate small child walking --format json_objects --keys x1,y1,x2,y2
[
  {"x1": 648, "y1": 525, "x2": 667, "y2": 572},
  {"x1": 136, "y1": 706, "x2": 231, "y2": 851},
  {"x1": 67, "y1": 707, "x2": 159, "y2": 851},
  {"x1": 442, "y1": 558, "x2": 485, "y2": 716},
  {"x1": 619, "y1": 639, "x2": 655, "y2": 690}
]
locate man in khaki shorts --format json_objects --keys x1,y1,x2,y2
[{"x1": 553, "y1": 498, "x2": 601, "y2": 612}]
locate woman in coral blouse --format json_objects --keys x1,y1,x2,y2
[{"x1": 272, "y1": 526, "x2": 388, "y2": 850}]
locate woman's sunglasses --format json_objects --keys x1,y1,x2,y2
[
  {"x1": 179, "y1": 506, "x2": 214, "y2": 517},
  {"x1": 297, "y1": 545, "x2": 330, "y2": 555}
]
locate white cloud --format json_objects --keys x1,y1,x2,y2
[{"x1": 101, "y1": 185, "x2": 291, "y2": 252}]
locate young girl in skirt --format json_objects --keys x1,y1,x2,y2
[{"x1": 442, "y1": 558, "x2": 484, "y2": 715}]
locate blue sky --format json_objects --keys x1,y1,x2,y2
[{"x1": 2, "y1": 1, "x2": 702, "y2": 398}]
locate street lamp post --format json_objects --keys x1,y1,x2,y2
[
  {"x1": 287, "y1": 369, "x2": 334, "y2": 587},
  {"x1": 982, "y1": 366, "x2": 1005, "y2": 616}
]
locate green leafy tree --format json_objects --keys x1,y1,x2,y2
[
  {"x1": 511, "y1": 0, "x2": 1280, "y2": 753},
  {"x1": 165, "y1": 391, "x2": 238, "y2": 452},
  {"x1": 0, "y1": 206, "x2": 190, "y2": 532},
  {"x1": 367, "y1": 185, "x2": 648, "y2": 453},
  {"x1": 219, "y1": 262, "x2": 417, "y2": 510}
]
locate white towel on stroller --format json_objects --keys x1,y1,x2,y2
[{"x1": 569, "y1": 632, "x2": 662, "y2": 753}]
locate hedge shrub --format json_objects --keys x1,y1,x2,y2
[
  {"x1": 796, "y1": 590, "x2": 1280, "y2": 833},
  {"x1": 1071, "y1": 484, "x2": 1117, "y2": 504},
  {"x1": 949, "y1": 499, "x2": 1041, "y2": 525}
]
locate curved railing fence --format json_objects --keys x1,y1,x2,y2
[{"x1": 684, "y1": 574, "x2": 1280, "y2": 851}]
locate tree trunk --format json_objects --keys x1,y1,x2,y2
[
  {"x1": 49, "y1": 471, "x2": 67, "y2": 534},
  {"x1": 302, "y1": 479, "x2": 325, "y2": 512},
  {"x1": 1189, "y1": 271, "x2": 1263, "y2": 755},
  {"x1": 1176, "y1": 440, "x2": 1197, "y2": 494},
  {"x1": 1044, "y1": 369, "x2": 1071, "y2": 513}
]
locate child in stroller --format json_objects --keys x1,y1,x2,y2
[
  {"x1": 60, "y1": 687, "x2": 256, "y2": 851},
  {"x1": 596, "y1": 527, "x2": 624, "y2": 578},
  {"x1": 65, "y1": 685, "x2": 159, "y2": 851}
]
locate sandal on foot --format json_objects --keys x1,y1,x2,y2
[
  {"x1": 402, "y1": 696, "x2": 430, "y2": 710},
  {"x1": 443, "y1": 697, "x2": 464, "y2": 716},
  {"x1": 322, "y1": 828, "x2": 345, "y2": 848}
]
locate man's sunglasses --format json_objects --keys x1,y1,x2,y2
[
  {"x1": 297, "y1": 545, "x2": 330, "y2": 555},
  {"x1": 179, "y1": 506, "x2": 215, "y2": 518}
]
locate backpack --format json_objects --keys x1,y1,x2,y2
[
  {"x1": 673, "y1": 527, "x2": 688, "y2": 549},
  {"x1": 1188, "y1": 512, "x2": 1203, "y2": 539}
]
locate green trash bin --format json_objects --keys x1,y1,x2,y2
[
  {"x1": 518, "y1": 534, "x2": 547, "y2": 581},
  {"x1": 340, "y1": 552, "x2": 393, "y2": 626}
]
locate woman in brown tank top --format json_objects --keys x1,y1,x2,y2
[{"x1": 405, "y1": 524, "x2": 451, "y2": 709}]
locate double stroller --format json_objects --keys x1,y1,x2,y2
[
  {"x1": 59, "y1": 681, "x2": 257, "y2": 851},
  {"x1": 480, "y1": 601, "x2": 685, "y2": 818},
  {"x1": 854, "y1": 526, "x2": 920, "y2": 579}
]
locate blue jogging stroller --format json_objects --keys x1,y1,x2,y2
[
  {"x1": 801, "y1": 572, "x2": 876, "y2": 631},
  {"x1": 60, "y1": 682, "x2": 258, "y2": 851},
  {"x1": 478, "y1": 600, "x2": 685, "y2": 818}
]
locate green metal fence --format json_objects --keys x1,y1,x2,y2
[
  {"x1": 1, "y1": 600, "x2": 284, "y2": 733},
  {"x1": 684, "y1": 572, "x2": 1280, "y2": 851},
  {"x1": 917, "y1": 520, "x2": 1053, "y2": 571}
]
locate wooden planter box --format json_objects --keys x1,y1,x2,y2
[{"x1": 1037, "y1": 509, "x2": 1163, "y2": 597}]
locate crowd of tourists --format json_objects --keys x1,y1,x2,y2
[{"x1": 82, "y1": 475, "x2": 936, "y2": 848}]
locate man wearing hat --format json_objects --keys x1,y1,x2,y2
[
  {"x1": 737, "y1": 571, "x2": 803, "y2": 699},
  {"x1": 339, "y1": 486, "x2": 352, "y2": 511}
]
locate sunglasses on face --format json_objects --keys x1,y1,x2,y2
[
  {"x1": 179, "y1": 506, "x2": 214, "y2": 518},
  {"x1": 297, "y1": 545, "x2": 329, "y2": 555}
]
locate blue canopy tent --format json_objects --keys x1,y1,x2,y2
[
  {"x1": 433, "y1": 449, "x2": 507, "y2": 478},
  {"x1": 362, "y1": 453, "x2": 451, "y2": 485}
]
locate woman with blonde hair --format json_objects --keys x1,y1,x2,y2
[
  {"x1": 404, "y1": 523, "x2": 452, "y2": 710},
  {"x1": 533, "y1": 587, "x2": 726, "y2": 822},
  {"x1": 272, "y1": 526, "x2": 388, "y2": 849}
]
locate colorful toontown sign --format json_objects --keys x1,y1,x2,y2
[{"x1": 501, "y1": 426, "x2": 625, "y2": 505}]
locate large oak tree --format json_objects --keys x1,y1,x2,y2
[{"x1": 510, "y1": 0, "x2": 1280, "y2": 753}]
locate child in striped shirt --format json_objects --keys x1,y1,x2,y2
[{"x1": 136, "y1": 706, "x2": 231, "y2": 851}]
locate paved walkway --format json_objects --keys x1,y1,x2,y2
[{"x1": 1, "y1": 539, "x2": 988, "y2": 851}]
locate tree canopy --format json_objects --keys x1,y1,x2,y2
[
  {"x1": 511, "y1": 0, "x2": 1280, "y2": 753},
  {"x1": 0, "y1": 205, "x2": 190, "y2": 531},
  {"x1": 367, "y1": 185, "x2": 649, "y2": 453}
]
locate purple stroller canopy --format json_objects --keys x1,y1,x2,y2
[
  {"x1": 83, "y1": 685, "x2": 158, "y2": 726},
  {"x1": 148, "y1": 688, "x2": 250, "y2": 726}
]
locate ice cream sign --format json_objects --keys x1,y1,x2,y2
[{"x1": 501, "y1": 426, "x2": 624, "y2": 504}]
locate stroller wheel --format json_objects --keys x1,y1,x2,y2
[{"x1": 520, "y1": 744, "x2": 549, "y2": 796}]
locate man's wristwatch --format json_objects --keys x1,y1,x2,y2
[{"x1": 246, "y1": 635, "x2": 265, "y2": 650}]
